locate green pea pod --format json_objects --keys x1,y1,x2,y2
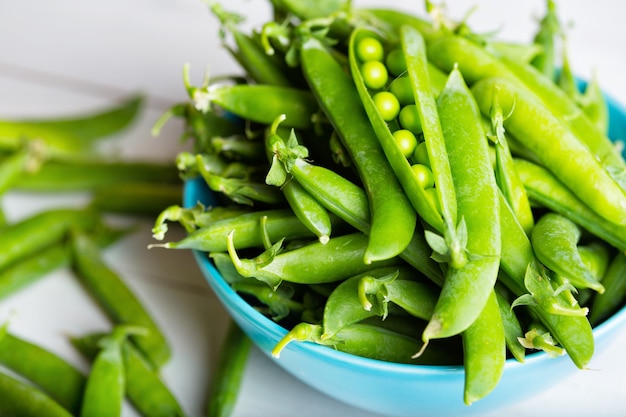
[
  {"x1": 579, "y1": 73, "x2": 609, "y2": 135},
  {"x1": 228, "y1": 232, "x2": 398, "y2": 288},
  {"x1": 348, "y1": 27, "x2": 444, "y2": 234},
  {"x1": 0, "y1": 325, "x2": 86, "y2": 414},
  {"x1": 401, "y1": 25, "x2": 467, "y2": 269},
  {"x1": 271, "y1": 155, "x2": 443, "y2": 285},
  {"x1": 353, "y1": 8, "x2": 441, "y2": 45},
  {"x1": 589, "y1": 252, "x2": 626, "y2": 325},
  {"x1": 0, "y1": 142, "x2": 44, "y2": 195},
  {"x1": 273, "y1": 319, "x2": 455, "y2": 365},
  {"x1": 495, "y1": 290, "x2": 525, "y2": 363},
  {"x1": 487, "y1": 85, "x2": 534, "y2": 234},
  {"x1": 71, "y1": 232, "x2": 171, "y2": 369},
  {"x1": 209, "y1": 2, "x2": 293, "y2": 87},
  {"x1": 422, "y1": 67, "x2": 501, "y2": 342},
  {"x1": 461, "y1": 291, "x2": 506, "y2": 405},
  {"x1": 266, "y1": 124, "x2": 334, "y2": 244},
  {"x1": 320, "y1": 266, "x2": 409, "y2": 339},
  {"x1": 0, "y1": 370, "x2": 73, "y2": 417},
  {"x1": 514, "y1": 158, "x2": 626, "y2": 251},
  {"x1": 559, "y1": 242, "x2": 610, "y2": 307},
  {"x1": 80, "y1": 325, "x2": 147, "y2": 417},
  {"x1": 0, "y1": 245, "x2": 70, "y2": 302},
  {"x1": 270, "y1": 0, "x2": 348, "y2": 19},
  {"x1": 89, "y1": 183, "x2": 183, "y2": 216},
  {"x1": 299, "y1": 32, "x2": 417, "y2": 264},
  {"x1": 472, "y1": 76, "x2": 626, "y2": 226},
  {"x1": 16, "y1": 159, "x2": 179, "y2": 192},
  {"x1": 206, "y1": 321, "x2": 252, "y2": 417},
  {"x1": 0, "y1": 207, "x2": 102, "y2": 272},
  {"x1": 531, "y1": 213, "x2": 606, "y2": 294},
  {"x1": 151, "y1": 209, "x2": 323, "y2": 253},
  {"x1": 194, "y1": 83, "x2": 317, "y2": 129},
  {"x1": 427, "y1": 35, "x2": 626, "y2": 191},
  {"x1": 231, "y1": 281, "x2": 304, "y2": 321},
  {"x1": 152, "y1": 204, "x2": 249, "y2": 239},
  {"x1": 0, "y1": 95, "x2": 142, "y2": 157},
  {"x1": 70, "y1": 332, "x2": 187, "y2": 417},
  {"x1": 498, "y1": 190, "x2": 594, "y2": 369},
  {"x1": 530, "y1": 0, "x2": 561, "y2": 80}
]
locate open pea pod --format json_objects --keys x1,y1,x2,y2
[
  {"x1": 0, "y1": 95, "x2": 142, "y2": 156},
  {"x1": 348, "y1": 26, "x2": 443, "y2": 234}
]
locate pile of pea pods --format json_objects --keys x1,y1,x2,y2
[
  {"x1": 153, "y1": 0, "x2": 626, "y2": 408},
  {"x1": 0, "y1": 96, "x2": 189, "y2": 415}
]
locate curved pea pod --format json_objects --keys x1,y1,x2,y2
[
  {"x1": 227, "y1": 232, "x2": 398, "y2": 289},
  {"x1": 498, "y1": 191, "x2": 594, "y2": 369},
  {"x1": 0, "y1": 324, "x2": 86, "y2": 414},
  {"x1": 461, "y1": 291, "x2": 506, "y2": 405},
  {"x1": 514, "y1": 157, "x2": 626, "y2": 252},
  {"x1": 422, "y1": 66, "x2": 501, "y2": 342},
  {"x1": 273, "y1": 319, "x2": 455, "y2": 365},
  {"x1": 589, "y1": 252, "x2": 626, "y2": 326},
  {"x1": 0, "y1": 370, "x2": 74, "y2": 417},
  {"x1": 151, "y1": 209, "x2": 324, "y2": 253},
  {"x1": 231, "y1": 281, "x2": 304, "y2": 322},
  {"x1": 427, "y1": 35, "x2": 626, "y2": 191},
  {"x1": 70, "y1": 332, "x2": 187, "y2": 417},
  {"x1": 71, "y1": 232, "x2": 171, "y2": 369},
  {"x1": 299, "y1": 32, "x2": 417, "y2": 264},
  {"x1": 192, "y1": 83, "x2": 317, "y2": 129},
  {"x1": 348, "y1": 27, "x2": 444, "y2": 235},
  {"x1": 80, "y1": 325, "x2": 147, "y2": 417},
  {"x1": 267, "y1": 143, "x2": 443, "y2": 284},
  {"x1": 209, "y1": 2, "x2": 293, "y2": 87},
  {"x1": 531, "y1": 213, "x2": 605, "y2": 294},
  {"x1": 0, "y1": 95, "x2": 142, "y2": 157},
  {"x1": 472, "y1": 77, "x2": 626, "y2": 226},
  {"x1": 558, "y1": 242, "x2": 610, "y2": 307},
  {"x1": 269, "y1": 0, "x2": 348, "y2": 20},
  {"x1": 265, "y1": 124, "x2": 334, "y2": 244},
  {"x1": 320, "y1": 266, "x2": 415, "y2": 339}
]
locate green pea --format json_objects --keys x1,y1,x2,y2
[
  {"x1": 385, "y1": 48, "x2": 407, "y2": 76},
  {"x1": 356, "y1": 36, "x2": 385, "y2": 62},
  {"x1": 360, "y1": 61, "x2": 389, "y2": 90},
  {"x1": 412, "y1": 141, "x2": 430, "y2": 167},
  {"x1": 373, "y1": 91, "x2": 400, "y2": 121},
  {"x1": 392, "y1": 129, "x2": 418, "y2": 158},
  {"x1": 411, "y1": 164, "x2": 435, "y2": 189},
  {"x1": 388, "y1": 75, "x2": 414, "y2": 106},
  {"x1": 398, "y1": 104, "x2": 422, "y2": 134}
]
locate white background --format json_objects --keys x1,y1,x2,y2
[{"x1": 1, "y1": 0, "x2": 625, "y2": 416}]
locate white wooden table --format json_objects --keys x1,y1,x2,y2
[{"x1": 1, "y1": 1, "x2": 625, "y2": 416}]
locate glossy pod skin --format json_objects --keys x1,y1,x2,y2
[
  {"x1": 0, "y1": 371, "x2": 74, "y2": 417},
  {"x1": 70, "y1": 332, "x2": 187, "y2": 417},
  {"x1": 422, "y1": 67, "x2": 501, "y2": 341},
  {"x1": 0, "y1": 325, "x2": 85, "y2": 414},
  {"x1": 298, "y1": 31, "x2": 417, "y2": 264},
  {"x1": 471, "y1": 76, "x2": 626, "y2": 226},
  {"x1": 71, "y1": 232, "x2": 171, "y2": 369}
]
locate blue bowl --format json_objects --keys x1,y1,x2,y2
[{"x1": 184, "y1": 91, "x2": 626, "y2": 417}]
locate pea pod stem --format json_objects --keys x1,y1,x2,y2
[{"x1": 298, "y1": 31, "x2": 417, "y2": 264}]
